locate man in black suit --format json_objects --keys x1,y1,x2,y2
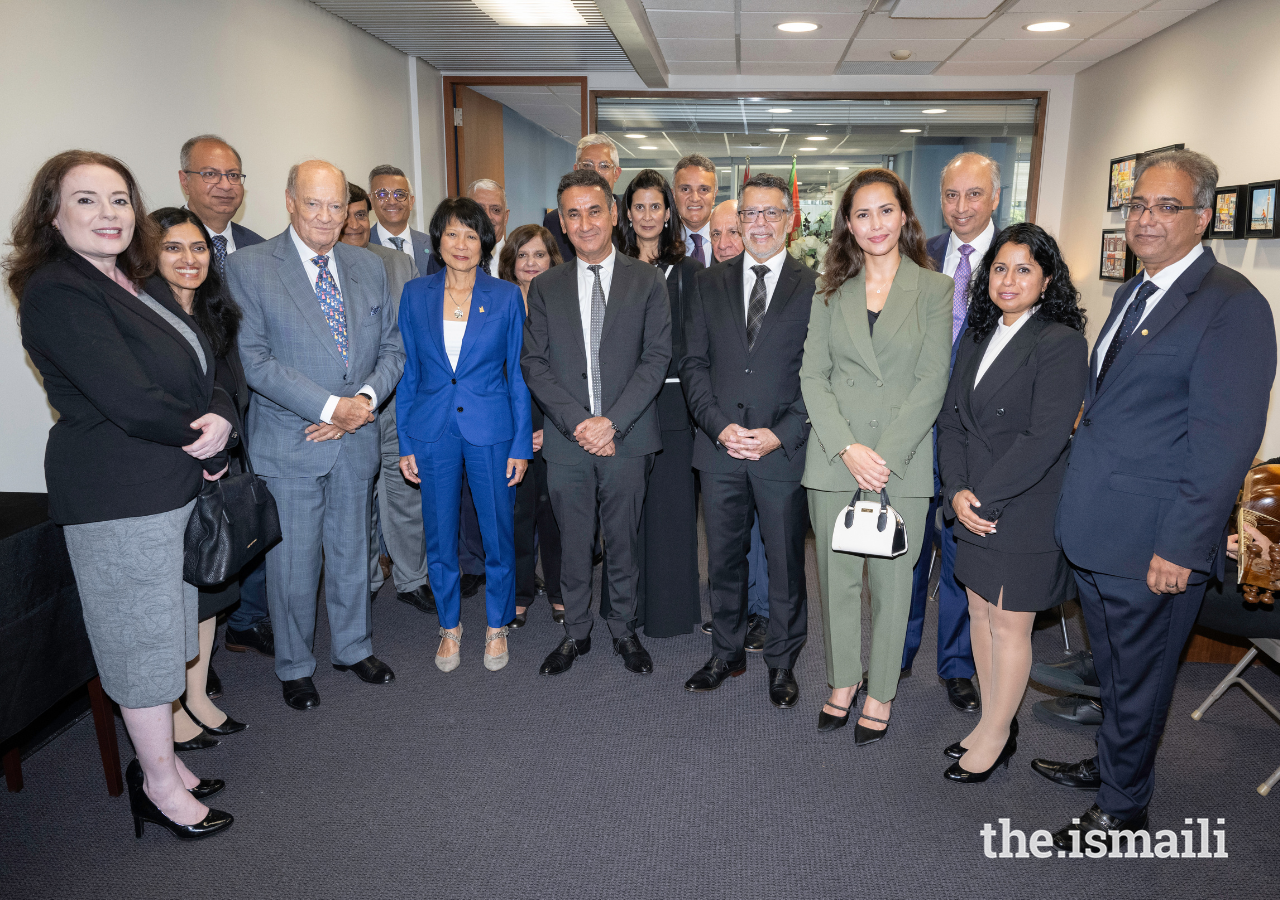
[
  {"x1": 680, "y1": 173, "x2": 815, "y2": 708},
  {"x1": 177, "y1": 133, "x2": 274, "y2": 663},
  {"x1": 541, "y1": 134, "x2": 623, "y2": 262},
  {"x1": 522, "y1": 169, "x2": 672, "y2": 676},
  {"x1": 1046, "y1": 149, "x2": 1275, "y2": 846}
]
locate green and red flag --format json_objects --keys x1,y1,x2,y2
[{"x1": 787, "y1": 156, "x2": 801, "y2": 245}]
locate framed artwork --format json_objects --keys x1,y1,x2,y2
[
  {"x1": 1108, "y1": 154, "x2": 1138, "y2": 210},
  {"x1": 1141, "y1": 143, "x2": 1185, "y2": 157},
  {"x1": 1245, "y1": 181, "x2": 1279, "y2": 239},
  {"x1": 1208, "y1": 185, "x2": 1245, "y2": 240},
  {"x1": 1126, "y1": 246, "x2": 1145, "y2": 281},
  {"x1": 1100, "y1": 229, "x2": 1128, "y2": 281}
]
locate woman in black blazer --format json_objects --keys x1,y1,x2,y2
[
  {"x1": 12, "y1": 152, "x2": 235, "y2": 840},
  {"x1": 936, "y1": 223, "x2": 1088, "y2": 783}
]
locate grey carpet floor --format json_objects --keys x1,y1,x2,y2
[{"x1": 2, "y1": 526, "x2": 1278, "y2": 899}]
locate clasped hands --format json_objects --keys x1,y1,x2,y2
[
  {"x1": 718, "y1": 424, "x2": 782, "y2": 461},
  {"x1": 840, "y1": 442, "x2": 890, "y2": 493},
  {"x1": 575, "y1": 416, "x2": 616, "y2": 457},
  {"x1": 183, "y1": 412, "x2": 232, "y2": 481},
  {"x1": 306, "y1": 394, "x2": 374, "y2": 443},
  {"x1": 951, "y1": 489, "x2": 996, "y2": 537}
]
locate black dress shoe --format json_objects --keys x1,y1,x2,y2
[
  {"x1": 189, "y1": 778, "x2": 225, "y2": 800},
  {"x1": 551, "y1": 606, "x2": 566, "y2": 625},
  {"x1": 700, "y1": 620, "x2": 713, "y2": 635},
  {"x1": 1031, "y1": 756, "x2": 1102, "y2": 790},
  {"x1": 225, "y1": 620, "x2": 275, "y2": 657},
  {"x1": 127, "y1": 760, "x2": 233, "y2": 841},
  {"x1": 282, "y1": 677, "x2": 320, "y2": 710},
  {"x1": 1031, "y1": 650, "x2": 1100, "y2": 698},
  {"x1": 460, "y1": 573, "x2": 486, "y2": 598},
  {"x1": 1034, "y1": 695, "x2": 1103, "y2": 729},
  {"x1": 174, "y1": 732, "x2": 219, "y2": 752},
  {"x1": 182, "y1": 701, "x2": 248, "y2": 737},
  {"x1": 535, "y1": 575, "x2": 546, "y2": 595},
  {"x1": 205, "y1": 664, "x2": 223, "y2": 700},
  {"x1": 539, "y1": 635, "x2": 590, "y2": 675},
  {"x1": 334, "y1": 655, "x2": 395, "y2": 684},
  {"x1": 945, "y1": 677, "x2": 981, "y2": 712},
  {"x1": 614, "y1": 635, "x2": 654, "y2": 674},
  {"x1": 1052, "y1": 804, "x2": 1148, "y2": 851},
  {"x1": 684, "y1": 655, "x2": 746, "y2": 692},
  {"x1": 767, "y1": 667, "x2": 799, "y2": 708},
  {"x1": 745, "y1": 614, "x2": 769, "y2": 652},
  {"x1": 944, "y1": 732, "x2": 1017, "y2": 783},
  {"x1": 396, "y1": 584, "x2": 437, "y2": 615},
  {"x1": 945, "y1": 718, "x2": 1018, "y2": 759},
  {"x1": 509, "y1": 608, "x2": 528, "y2": 629}
]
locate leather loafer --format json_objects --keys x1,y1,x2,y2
[
  {"x1": 460, "y1": 573, "x2": 486, "y2": 598},
  {"x1": 282, "y1": 677, "x2": 320, "y2": 710},
  {"x1": 945, "y1": 677, "x2": 981, "y2": 713},
  {"x1": 614, "y1": 635, "x2": 654, "y2": 674},
  {"x1": 700, "y1": 620, "x2": 713, "y2": 635},
  {"x1": 205, "y1": 664, "x2": 222, "y2": 700},
  {"x1": 396, "y1": 584, "x2": 437, "y2": 615},
  {"x1": 1031, "y1": 756, "x2": 1102, "y2": 790},
  {"x1": 539, "y1": 635, "x2": 590, "y2": 675},
  {"x1": 684, "y1": 655, "x2": 746, "y2": 692},
  {"x1": 225, "y1": 620, "x2": 275, "y2": 657},
  {"x1": 1031, "y1": 650, "x2": 1100, "y2": 698},
  {"x1": 334, "y1": 655, "x2": 395, "y2": 684},
  {"x1": 768, "y1": 667, "x2": 799, "y2": 708},
  {"x1": 744, "y1": 614, "x2": 769, "y2": 652},
  {"x1": 1052, "y1": 804, "x2": 1148, "y2": 851},
  {"x1": 1034, "y1": 695, "x2": 1103, "y2": 729}
]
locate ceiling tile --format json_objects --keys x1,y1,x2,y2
[
  {"x1": 836, "y1": 60, "x2": 941, "y2": 74},
  {"x1": 739, "y1": 13, "x2": 863, "y2": 40},
  {"x1": 857, "y1": 12, "x2": 986, "y2": 40},
  {"x1": 1033, "y1": 59, "x2": 1096, "y2": 75},
  {"x1": 739, "y1": 39, "x2": 850, "y2": 62},
  {"x1": 1057, "y1": 37, "x2": 1140, "y2": 60},
  {"x1": 933, "y1": 60, "x2": 1043, "y2": 75},
  {"x1": 738, "y1": 61, "x2": 841, "y2": 75},
  {"x1": 951, "y1": 38, "x2": 1077, "y2": 61},
  {"x1": 646, "y1": 10, "x2": 735, "y2": 38},
  {"x1": 1146, "y1": 0, "x2": 1216, "y2": 8},
  {"x1": 660, "y1": 38, "x2": 738, "y2": 60},
  {"x1": 977, "y1": 11, "x2": 1126, "y2": 39},
  {"x1": 741, "y1": 0, "x2": 871, "y2": 10},
  {"x1": 1010, "y1": 0, "x2": 1145, "y2": 11},
  {"x1": 1096, "y1": 9, "x2": 1197, "y2": 40},
  {"x1": 892, "y1": 0, "x2": 1002, "y2": 16},
  {"x1": 843, "y1": 38, "x2": 965, "y2": 61},
  {"x1": 665, "y1": 59, "x2": 741, "y2": 75},
  {"x1": 641, "y1": 0, "x2": 734, "y2": 11}
]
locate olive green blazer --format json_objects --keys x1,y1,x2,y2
[{"x1": 800, "y1": 256, "x2": 953, "y2": 497}]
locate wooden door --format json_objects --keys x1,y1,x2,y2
[{"x1": 454, "y1": 85, "x2": 505, "y2": 197}]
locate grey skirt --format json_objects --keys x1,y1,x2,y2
[{"x1": 62, "y1": 499, "x2": 198, "y2": 708}]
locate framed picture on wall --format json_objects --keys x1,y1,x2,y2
[
  {"x1": 1100, "y1": 229, "x2": 1128, "y2": 281},
  {"x1": 1125, "y1": 246, "x2": 1145, "y2": 281},
  {"x1": 1108, "y1": 154, "x2": 1138, "y2": 210},
  {"x1": 1208, "y1": 185, "x2": 1245, "y2": 240},
  {"x1": 1141, "y1": 143, "x2": 1185, "y2": 158},
  {"x1": 1245, "y1": 180, "x2": 1279, "y2": 238}
]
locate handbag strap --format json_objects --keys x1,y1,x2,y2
[
  {"x1": 846, "y1": 488, "x2": 892, "y2": 532},
  {"x1": 219, "y1": 397, "x2": 257, "y2": 478}
]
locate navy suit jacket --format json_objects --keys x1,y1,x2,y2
[
  {"x1": 396, "y1": 268, "x2": 532, "y2": 458},
  {"x1": 926, "y1": 230, "x2": 968, "y2": 371},
  {"x1": 1055, "y1": 248, "x2": 1275, "y2": 580},
  {"x1": 369, "y1": 223, "x2": 441, "y2": 277},
  {"x1": 230, "y1": 221, "x2": 265, "y2": 249}
]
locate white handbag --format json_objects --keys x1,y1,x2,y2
[{"x1": 831, "y1": 489, "x2": 909, "y2": 558}]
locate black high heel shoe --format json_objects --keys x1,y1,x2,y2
[
  {"x1": 944, "y1": 731, "x2": 1018, "y2": 783},
  {"x1": 509, "y1": 608, "x2": 527, "y2": 629},
  {"x1": 189, "y1": 778, "x2": 225, "y2": 800},
  {"x1": 818, "y1": 683, "x2": 864, "y2": 732},
  {"x1": 945, "y1": 717, "x2": 1018, "y2": 760},
  {"x1": 126, "y1": 759, "x2": 233, "y2": 840},
  {"x1": 173, "y1": 731, "x2": 220, "y2": 752},
  {"x1": 854, "y1": 711, "x2": 890, "y2": 747},
  {"x1": 551, "y1": 605, "x2": 565, "y2": 625},
  {"x1": 182, "y1": 700, "x2": 248, "y2": 736}
]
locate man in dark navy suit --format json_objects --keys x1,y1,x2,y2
[
  {"x1": 1046, "y1": 149, "x2": 1275, "y2": 846},
  {"x1": 541, "y1": 134, "x2": 622, "y2": 262},
  {"x1": 902, "y1": 151, "x2": 1000, "y2": 713}
]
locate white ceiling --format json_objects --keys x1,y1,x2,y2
[{"x1": 470, "y1": 84, "x2": 584, "y2": 141}]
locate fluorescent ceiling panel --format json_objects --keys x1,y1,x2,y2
[
  {"x1": 891, "y1": 0, "x2": 1002, "y2": 17},
  {"x1": 472, "y1": 0, "x2": 588, "y2": 26}
]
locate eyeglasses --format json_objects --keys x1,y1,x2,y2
[
  {"x1": 373, "y1": 189, "x2": 410, "y2": 202},
  {"x1": 184, "y1": 169, "x2": 246, "y2": 185},
  {"x1": 575, "y1": 160, "x2": 617, "y2": 174},
  {"x1": 1119, "y1": 202, "x2": 1202, "y2": 221},
  {"x1": 738, "y1": 207, "x2": 787, "y2": 223}
]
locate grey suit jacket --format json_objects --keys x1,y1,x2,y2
[
  {"x1": 366, "y1": 243, "x2": 419, "y2": 453},
  {"x1": 369, "y1": 223, "x2": 439, "y2": 277},
  {"x1": 229, "y1": 229, "x2": 405, "y2": 479},
  {"x1": 521, "y1": 253, "x2": 671, "y2": 464}
]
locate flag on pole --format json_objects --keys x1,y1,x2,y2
[
  {"x1": 742, "y1": 158, "x2": 750, "y2": 187},
  {"x1": 787, "y1": 156, "x2": 801, "y2": 245}
]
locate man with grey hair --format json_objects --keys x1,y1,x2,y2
[
  {"x1": 542, "y1": 133, "x2": 622, "y2": 261},
  {"x1": 1044, "y1": 148, "x2": 1275, "y2": 847},
  {"x1": 673, "y1": 153, "x2": 718, "y2": 266},
  {"x1": 368, "y1": 164, "x2": 439, "y2": 277},
  {"x1": 466, "y1": 178, "x2": 510, "y2": 277}
]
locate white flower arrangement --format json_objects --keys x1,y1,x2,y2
[{"x1": 788, "y1": 234, "x2": 829, "y2": 271}]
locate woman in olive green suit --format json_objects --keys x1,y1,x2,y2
[{"x1": 800, "y1": 168, "x2": 953, "y2": 745}]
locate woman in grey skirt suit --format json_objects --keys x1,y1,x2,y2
[
  {"x1": 13, "y1": 152, "x2": 236, "y2": 840},
  {"x1": 936, "y1": 223, "x2": 1088, "y2": 782}
]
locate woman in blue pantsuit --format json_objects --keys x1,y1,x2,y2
[{"x1": 398, "y1": 198, "x2": 532, "y2": 673}]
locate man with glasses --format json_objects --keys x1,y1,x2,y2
[
  {"x1": 672, "y1": 154, "x2": 719, "y2": 266},
  {"x1": 542, "y1": 134, "x2": 623, "y2": 262},
  {"x1": 368, "y1": 164, "x2": 440, "y2": 278},
  {"x1": 680, "y1": 173, "x2": 815, "y2": 708},
  {"x1": 466, "y1": 178, "x2": 509, "y2": 277},
  {"x1": 1046, "y1": 149, "x2": 1275, "y2": 847}
]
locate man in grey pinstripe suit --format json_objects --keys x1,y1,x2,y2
[{"x1": 230, "y1": 160, "x2": 404, "y2": 710}]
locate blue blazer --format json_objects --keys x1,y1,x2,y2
[
  {"x1": 1055, "y1": 249, "x2": 1275, "y2": 580},
  {"x1": 396, "y1": 268, "x2": 533, "y2": 458},
  {"x1": 231, "y1": 221, "x2": 265, "y2": 249},
  {"x1": 370, "y1": 223, "x2": 441, "y2": 277}
]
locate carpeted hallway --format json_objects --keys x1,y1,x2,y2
[{"x1": 2, "y1": 528, "x2": 1277, "y2": 899}]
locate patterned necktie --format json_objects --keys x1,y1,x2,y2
[
  {"x1": 746, "y1": 264, "x2": 769, "y2": 350},
  {"x1": 211, "y1": 235, "x2": 228, "y2": 278},
  {"x1": 952, "y1": 243, "x2": 975, "y2": 342},
  {"x1": 311, "y1": 255, "x2": 349, "y2": 366},
  {"x1": 389, "y1": 235, "x2": 405, "y2": 252},
  {"x1": 1097, "y1": 280, "x2": 1158, "y2": 389},
  {"x1": 691, "y1": 233, "x2": 706, "y2": 267},
  {"x1": 588, "y1": 264, "x2": 606, "y2": 416}
]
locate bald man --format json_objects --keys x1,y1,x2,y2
[{"x1": 708, "y1": 200, "x2": 744, "y2": 264}]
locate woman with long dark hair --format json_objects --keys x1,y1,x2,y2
[
  {"x1": 936, "y1": 223, "x2": 1088, "y2": 782},
  {"x1": 800, "y1": 168, "x2": 953, "y2": 744}
]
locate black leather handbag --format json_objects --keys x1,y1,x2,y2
[{"x1": 183, "y1": 412, "x2": 281, "y2": 587}]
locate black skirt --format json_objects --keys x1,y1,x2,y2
[{"x1": 953, "y1": 540, "x2": 1074, "y2": 612}]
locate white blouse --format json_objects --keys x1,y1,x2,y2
[
  {"x1": 443, "y1": 320, "x2": 467, "y2": 371},
  {"x1": 974, "y1": 308, "x2": 1037, "y2": 387}
]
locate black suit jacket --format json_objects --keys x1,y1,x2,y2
[
  {"x1": 679, "y1": 252, "x2": 816, "y2": 481},
  {"x1": 542, "y1": 196, "x2": 623, "y2": 262},
  {"x1": 656, "y1": 256, "x2": 703, "y2": 431},
  {"x1": 937, "y1": 316, "x2": 1088, "y2": 554},
  {"x1": 521, "y1": 253, "x2": 672, "y2": 463},
  {"x1": 20, "y1": 251, "x2": 233, "y2": 524},
  {"x1": 230, "y1": 221, "x2": 265, "y2": 249}
]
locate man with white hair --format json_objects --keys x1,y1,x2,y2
[
  {"x1": 466, "y1": 178, "x2": 509, "y2": 277},
  {"x1": 542, "y1": 133, "x2": 622, "y2": 261}
]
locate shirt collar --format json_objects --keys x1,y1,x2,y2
[
  {"x1": 576, "y1": 244, "x2": 616, "y2": 275},
  {"x1": 744, "y1": 247, "x2": 787, "y2": 277},
  {"x1": 948, "y1": 219, "x2": 996, "y2": 256},
  {"x1": 185, "y1": 206, "x2": 232, "y2": 240},
  {"x1": 1143, "y1": 243, "x2": 1204, "y2": 291},
  {"x1": 685, "y1": 221, "x2": 711, "y2": 242},
  {"x1": 289, "y1": 226, "x2": 335, "y2": 265},
  {"x1": 378, "y1": 221, "x2": 410, "y2": 239}
]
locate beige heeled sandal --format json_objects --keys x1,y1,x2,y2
[
  {"x1": 436, "y1": 624, "x2": 463, "y2": 672},
  {"x1": 483, "y1": 626, "x2": 510, "y2": 672}
]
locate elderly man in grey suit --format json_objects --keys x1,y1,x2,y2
[
  {"x1": 230, "y1": 160, "x2": 405, "y2": 711},
  {"x1": 522, "y1": 168, "x2": 672, "y2": 677},
  {"x1": 339, "y1": 184, "x2": 434, "y2": 617}
]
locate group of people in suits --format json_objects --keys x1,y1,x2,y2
[{"x1": 10, "y1": 126, "x2": 1274, "y2": 853}]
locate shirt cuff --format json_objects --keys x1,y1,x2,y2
[
  {"x1": 358, "y1": 385, "x2": 377, "y2": 407},
  {"x1": 320, "y1": 394, "x2": 340, "y2": 424}
]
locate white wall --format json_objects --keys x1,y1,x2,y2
[
  {"x1": 0, "y1": 0, "x2": 445, "y2": 491},
  {"x1": 1057, "y1": 0, "x2": 1280, "y2": 457}
]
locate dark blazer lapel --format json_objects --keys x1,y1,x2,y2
[
  {"x1": 749, "y1": 254, "x2": 800, "y2": 352},
  {"x1": 275, "y1": 236, "x2": 347, "y2": 368},
  {"x1": 972, "y1": 315, "x2": 1045, "y2": 414},
  {"x1": 840, "y1": 271, "x2": 883, "y2": 379},
  {"x1": 553, "y1": 263, "x2": 588, "y2": 369},
  {"x1": 955, "y1": 332, "x2": 987, "y2": 443},
  {"x1": 135, "y1": 273, "x2": 209, "y2": 376},
  {"x1": 871, "y1": 257, "x2": 920, "y2": 351},
  {"x1": 724, "y1": 256, "x2": 749, "y2": 353},
  {"x1": 1086, "y1": 276, "x2": 1141, "y2": 406},
  {"x1": 599, "y1": 253, "x2": 634, "y2": 344},
  {"x1": 456, "y1": 273, "x2": 496, "y2": 370}
]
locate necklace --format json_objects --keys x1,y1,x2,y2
[{"x1": 446, "y1": 286, "x2": 470, "y2": 319}]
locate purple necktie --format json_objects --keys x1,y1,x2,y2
[
  {"x1": 311, "y1": 255, "x2": 349, "y2": 366},
  {"x1": 952, "y1": 243, "x2": 975, "y2": 342},
  {"x1": 691, "y1": 233, "x2": 706, "y2": 267}
]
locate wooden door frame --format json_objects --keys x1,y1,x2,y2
[
  {"x1": 443, "y1": 76, "x2": 590, "y2": 197},
  {"x1": 589, "y1": 90, "x2": 1049, "y2": 223}
]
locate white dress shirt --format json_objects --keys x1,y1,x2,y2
[
  {"x1": 377, "y1": 222, "x2": 415, "y2": 261},
  {"x1": 942, "y1": 219, "x2": 995, "y2": 283},
  {"x1": 1094, "y1": 243, "x2": 1203, "y2": 376},
  {"x1": 683, "y1": 222, "x2": 712, "y2": 265},
  {"x1": 288, "y1": 227, "x2": 376, "y2": 422},
  {"x1": 974, "y1": 306, "x2": 1038, "y2": 387},
  {"x1": 742, "y1": 248, "x2": 787, "y2": 320},
  {"x1": 185, "y1": 206, "x2": 236, "y2": 253},
  {"x1": 486, "y1": 237, "x2": 505, "y2": 278},
  {"x1": 576, "y1": 246, "x2": 616, "y2": 410}
]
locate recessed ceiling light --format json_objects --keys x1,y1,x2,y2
[
  {"x1": 777, "y1": 22, "x2": 819, "y2": 33},
  {"x1": 624, "y1": 133, "x2": 646, "y2": 138},
  {"x1": 815, "y1": 123, "x2": 833, "y2": 126},
  {"x1": 768, "y1": 127, "x2": 790, "y2": 132},
  {"x1": 767, "y1": 108, "x2": 792, "y2": 113},
  {"x1": 748, "y1": 97, "x2": 763, "y2": 101},
  {"x1": 836, "y1": 167, "x2": 850, "y2": 170},
  {"x1": 922, "y1": 109, "x2": 947, "y2": 115},
  {"x1": 900, "y1": 128, "x2": 921, "y2": 134},
  {"x1": 1026, "y1": 21, "x2": 1070, "y2": 32},
  {"x1": 638, "y1": 145, "x2": 658, "y2": 150},
  {"x1": 798, "y1": 147, "x2": 818, "y2": 151},
  {"x1": 806, "y1": 136, "x2": 828, "y2": 141},
  {"x1": 473, "y1": 0, "x2": 587, "y2": 27}
]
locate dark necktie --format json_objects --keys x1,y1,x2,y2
[
  {"x1": 588, "y1": 264, "x2": 605, "y2": 415},
  {"x1": 389, "y1": 236, "x2": 405, "y2": 252},
  {"x1": 746, "y1": 264, "x2": 769, "y2": 350},
  {"x1": 211, "y1": 235, "x2": 228, "y2": 278},
  {"x1": 691, "y1": 233, "x2": 706, "y2": 267},
  {"x1": 1097, "y1": 280, "x2": 1158, "y2": 389},
  {"x1": 311, "y1": 255, "x2": 349, "y2": 366}
]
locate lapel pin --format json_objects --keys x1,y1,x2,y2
[
  {"x1": 479, "y1": 306, "x2": 484, "y2": 313},
  {"x1": 1140, "y1": 329, "x2": 1148, "y2": 336}
]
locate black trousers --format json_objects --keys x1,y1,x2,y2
[
  {"x1": 701, "y1": 468, "x2": 809, "y2": 668},
  {"x1": 514, "y1": 451, "x2": 561, "y2": 607},
  {"x1": 1074, "y1": 567, "x2": 1207, "y2": 820},
  {"x1": 633, "y1": 426, "x2": 700, "y2": 637}
]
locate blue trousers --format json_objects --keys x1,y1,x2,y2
[
  {"x1": 228, "y1": 554, "x2": 269, "y2": 629},
  {"x1": 901, "y1": 490, "x2": 975, "y2": 679},
  {"x1": 746, "y1": 513, "x2": 770, "y2": 617},
  {"x1": 408, "y1": 416, "x2": 515, "y2": 630}
]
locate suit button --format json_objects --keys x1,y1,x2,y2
[
  {"x1": 869, "y1": 419, "x2": 878, "y2": 427},
  {"x1": 457, "y1": 406, "x2": 463, "y2": 412},
  {"x1": 582, "y1": 373, "x2": 587, "y2": 379},
  {"x1": 1082, "y1": 418, "x2": 1091, "y2": 426},
  {"x1": 953, "y1": 405, "x2": 959, "y2": 412},
  {"x1": 996, "y1": 408, "x2": 1005, "y2": 416},
  {"x1": 451, "y1": 378, "x2": 456, "y2": 384},
  {"x1": 745, "y1": 369, "x2": 750, "y2": 374},
  {"x1": 737, "y1": 402, "x2": 744, "y2": 409},
  {"x1": 876, "y1": 380, "x2": 884, "y2": 387},
  {"x1": 846, "y1": 378, "x2": 854, "y2": 386}
]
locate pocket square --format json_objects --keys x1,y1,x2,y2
[{"x1": 369, "y1": 305, "x2": 381, "y2": 316}]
